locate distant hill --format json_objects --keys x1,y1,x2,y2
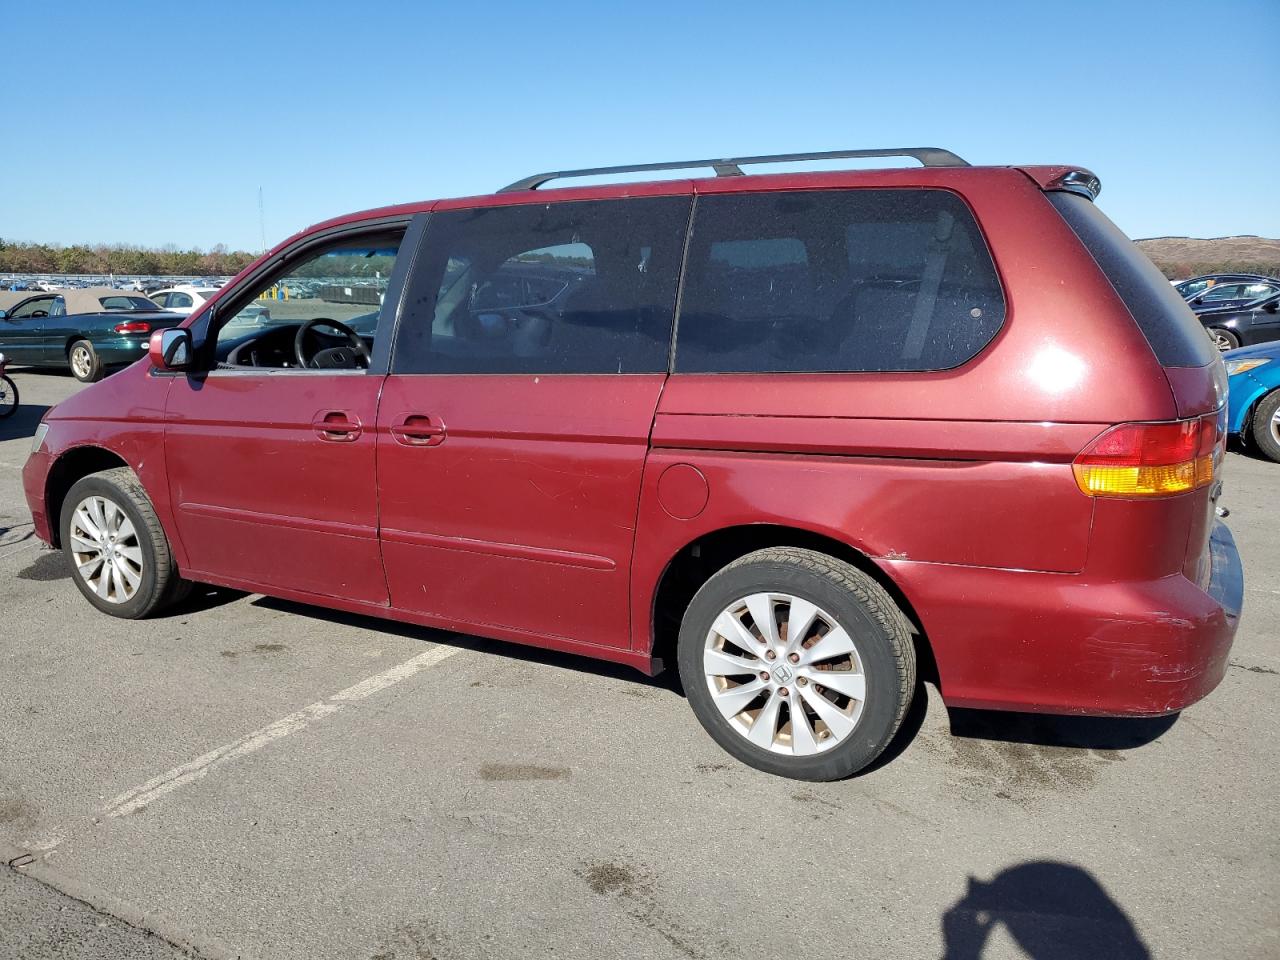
[{"x1": 1134, "y1": 235, "x2": 1280, "y2": 280}]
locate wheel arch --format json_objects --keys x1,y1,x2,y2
[
  {"x1": 647, "y1": 523, "x2": 935, "y2": 683},
  {"x1": 44, "y1": 445, "x2": 131, "y2": 548}
]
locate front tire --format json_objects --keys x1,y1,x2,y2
[
  {"x1": 60, "y1": 468, "x2": 188, "y2": 618},
  {"x1": 677, "y1": 547, "x2": 916, "y2": 781},
  {"x1": 69, "y1": 339, "x2": 104, "y2": 382},
  {"x1": 1250, "y1": 390, "x2": 1280, "y2": 463}
]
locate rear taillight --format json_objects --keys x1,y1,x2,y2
[
  {"x1": 113, "y1": 321, "x2": 152, "y2": 334},
  {"x1": 1073, "y1": 414, "x2": 1221, "y2": 498}
]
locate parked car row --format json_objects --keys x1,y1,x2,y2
[
  {"x1": 3, "y1": 276, "x2": 232, "y2": 294},
  {"x1": 1171, "y1": 273, "x2": 1280, "y2": 352}
]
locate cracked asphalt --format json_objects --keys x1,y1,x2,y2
[{"x1": 1, "y1": 368, "x2": 1277, "y2": 959}]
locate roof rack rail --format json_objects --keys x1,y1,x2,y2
[{"x1": 498, "y1": 147, "x2": 969, "y2": 192}]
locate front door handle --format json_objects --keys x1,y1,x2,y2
[
  {"x1": 313, "y1": 410, "x2": 362, "y2": 442},
  {"x1": 391, "y1": 414, "x2": 446, "y2": 447}
]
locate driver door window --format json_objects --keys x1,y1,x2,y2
[{"x1": 213, "y1": 234, "x2": 403, "y2": 371}]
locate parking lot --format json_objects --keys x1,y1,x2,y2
[{"x1": 1, "y1": 370, "x2": 1276, "y2": 960}]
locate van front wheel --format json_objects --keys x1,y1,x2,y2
[
  {"x1": 677, "y1": 547, "x2": 916, "y2": 781},
  {"x1": 60, "y1": 467, "x2": 189, "y2": 618}
]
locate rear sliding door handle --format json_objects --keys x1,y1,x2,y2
[
  {"x1": 391, "y1": 414, "x2": 446, "y2": 447},
  {"x1": 312, "y1": 410, "x2": 362, "y2": 442}
]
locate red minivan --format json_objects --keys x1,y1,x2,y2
[{"x1": 22, "y1": 149, "x2": 1243, "y2": 780}]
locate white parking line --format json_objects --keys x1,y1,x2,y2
[{"x1": 104, "y1": 644, "x2": 460, "y2": 818}]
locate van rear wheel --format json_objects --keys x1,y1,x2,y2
[{"x1": 677, "y1": 547, "x2": 916, "y2": 781}]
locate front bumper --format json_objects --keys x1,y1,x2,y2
[
  {"x1": 22, "y1": 449, "x2": 53, "y2": 545},
  {"x1": 886, "y1": 519, "x2": 1244, "y2": 716}
]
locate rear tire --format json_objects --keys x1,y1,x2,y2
[
  {"x1": 60, "y1": 467, "x2": 190, "y2": 618},
  {"x1": 69, "y1": 340, "x2": 104, "y2": 382},
  {"x1": 1208, "y1": 328, "x2": 1239, "y2": 352},
  {"x1": 1250, "y1": 390, "x2": 1280, "y2": 463},
  {"x1": 677, "y1": 547, "x2": 916, "y2": 781}
]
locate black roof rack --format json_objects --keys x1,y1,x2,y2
[{"x1": 498, "y1": 147, "x2": 970, "y2": 192}]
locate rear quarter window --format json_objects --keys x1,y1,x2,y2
[
  {"x1": 1047, "y1": 192, "x2": 1216, "y2": 368},
  {"x1": 674, "y1": 188, "x2": 1006, "y2": 373}
]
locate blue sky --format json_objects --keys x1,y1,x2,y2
[{"x1": 5, "y1": 0, "x2": 1277, "y2": 251}]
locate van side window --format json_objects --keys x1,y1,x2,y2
[
  {"x1": 674, "y1": 189, "x2": 1006, "y2": 373},
  {"x1": 394, "y1": 196, "x2": 691, "y2": 374}
]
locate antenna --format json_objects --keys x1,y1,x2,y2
[{"x1": 258, "y1": 187, "x2": 266, "y2": 254}]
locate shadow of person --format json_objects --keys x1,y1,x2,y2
[{"x1": 941, "y1": 861, "x2": 1150, "y2": 959}]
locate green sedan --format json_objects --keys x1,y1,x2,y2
[{"x1": 0, "y1": 287, "x2": 183, "y2": 382}]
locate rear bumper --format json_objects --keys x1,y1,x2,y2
[
  {"x1": 22, "y1": 449, "x2": 53, "y2": 546},
  {"x1": 95, "y1": 335, "x2": 155, "y2": 365},
  {"x1": 887, "y1": 520, "x2": 1243, "y2": 716}
]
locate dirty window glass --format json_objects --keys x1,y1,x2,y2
[
  {"x1": 674, "y1": 189, "x2": 1006, "y2": 373},
  {"x1": 394, "y1": 197, "x2": 691, "y2": 374}
]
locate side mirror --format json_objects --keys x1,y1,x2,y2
[
  {"x1": 0, "y1": 310, "x2": 7, "y2": 321},
  {"x1": 1191, "y1": 296, "x2": 1205, "y2": 305},
  {"x1": 150, "y1": 328, "x2": 192, "y2": 370}
]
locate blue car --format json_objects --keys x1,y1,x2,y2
[{"x1": 1225, "y1": 340, "x2": 1280, "y2": 462}]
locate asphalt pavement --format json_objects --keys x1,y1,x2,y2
[{"x1": 1, "y1": 368, "x2": 1276, "y2": 960}]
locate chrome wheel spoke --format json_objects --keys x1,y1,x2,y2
[
  {"x1": 116, "y1": 515, "x2": 136, "y2": 542},
  {"x1": 704, "y1": 647, "x2": 761, "y2": 677},
  {"x1": 790, "y1": 699, "x2": 819, "y2": 755},
  {"x1": 711, "y1": 678, "x2": 768, "y2": 720},
  {"x1": 712, "y1": 610, "x2": 768, "y2": 657},
  {"x1": 782, "y1": 596, "x2": 819, "y2": 655},
  {"x1": 117, "y1": 544, "x2": 144, "y2": 565},
  {"x1": 116, "y1": 557, "x2": 142, "y2": 591},
  {"x1": 744, "y1": 595, "x2": 780, "y2": 647},
  {"x1": 74, "y1": 505, "x2": 101, "y2": 541},
  {"x1": 806, "y1": 669, "x2": 866, "y2": 701},
  {"x1": 799, "y1": 685, "x2": 856, "y2": 739},
  {"x1": 746, "y1": 692, "x2": 783, "y2": 749},
  {"x1": 800, "y1": 625, "x2": 855, "y2": 666},
  {"x1": 69, "y1": 532, "x2": 99, "y2": 553}
]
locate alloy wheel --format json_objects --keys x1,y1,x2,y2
[
  {"x1": 69, "y1": 495, "x2": 144, "y2": 603},
  {"x1": 70, "y1": 345, "x2": 92, "y2": 379},
  {"x1": 703, "y1": 592, "x2": 866, "y2": 756}
]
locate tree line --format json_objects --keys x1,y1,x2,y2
[{"x1": 0, "y1": 238, "x2": 257, "y2": 277}]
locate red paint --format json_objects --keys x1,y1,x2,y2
[
  {"x1": 22, "y1": 162, "x2": 1242, "y2": 720},
  {"x1": 657, "y1": 464, "x2": 709, "y2": 520}
]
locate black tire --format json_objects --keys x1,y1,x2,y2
[
  {"x1": 1250, "y1": 390, "x2": 1280, "y2": 463},
  {"x1": 0, "y1": 374, "x2": 16, "y2": 419},
  {"x1": 68, "y1": 339, "x2": 104, "y2": 382},
  {"x1": 59, "y1": 467, "x2": 189, "y2": 619},
  {"x1": 677, "y1": 547, "x2": 916, "y2": 781},
  {"x1": 1208, "y1": 328, "x2": 1239, "y2": 352}
]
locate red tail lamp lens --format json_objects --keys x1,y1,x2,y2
[
  {"x1": 1073, "y1": 415, "x2": 1219, "y2": 497},
  {"x1": 113, "y1": 321, "x2": 152, "y2": 334}
]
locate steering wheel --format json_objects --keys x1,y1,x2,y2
[{"x1": 293, "y1": 317, "x2": 371, "y2": 369}]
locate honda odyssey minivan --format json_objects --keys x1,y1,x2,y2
[{"x1": 22, "y1": 148, "x2": 1244, "y2": 781}]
